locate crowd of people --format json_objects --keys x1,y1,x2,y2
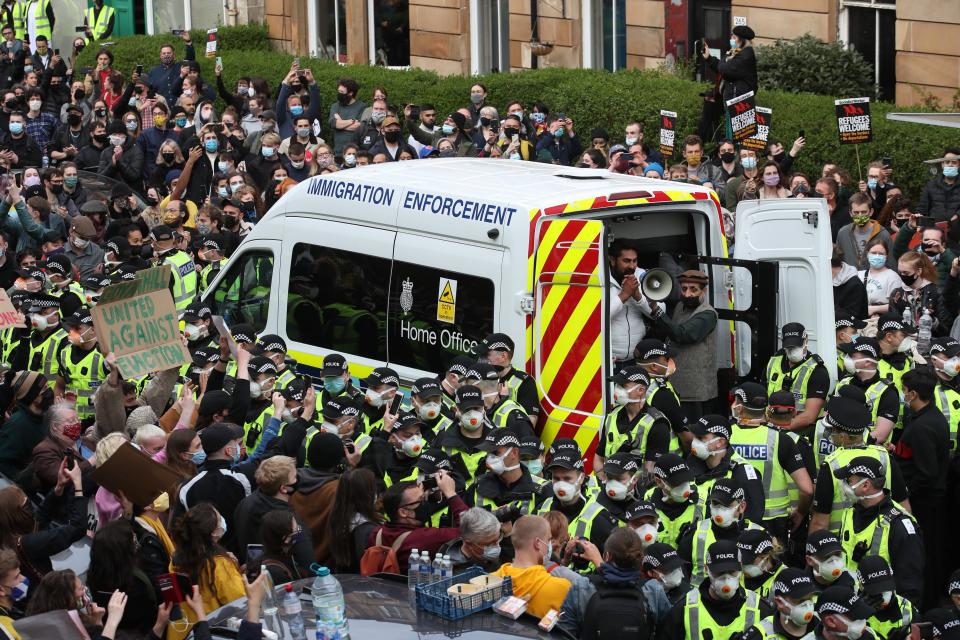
[{"x1": 0, "y1": 12, "x2": 954, "y2": 640}]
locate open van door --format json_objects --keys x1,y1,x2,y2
[
  {"x1": 733, "y1": 198, "x2": 836, "y2": 388},
  {"x1": 530, "y1": 217, "x2": 607, "y2": 459}
]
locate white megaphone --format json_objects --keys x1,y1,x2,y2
[{"x1": 638, "y1": 268, "x2": 673, "y2": 301}]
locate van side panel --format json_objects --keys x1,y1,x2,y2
[{"x1": 529, "y1": 216, "x2": 606, "y2": 460}]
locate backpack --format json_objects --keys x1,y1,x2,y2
[
  {"x1": 359, "y1": 528, "x2": 413, "y2": 577},
  {"x1": 580, "y1": 579, "x2": 653, "y2": 640}
]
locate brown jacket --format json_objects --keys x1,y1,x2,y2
[
  {"x1": 31, "y1": 437, "x2": 93, "y2": 493},
  {"x1": 289, "y1": 469, "x2": 339, "y2": 563}
]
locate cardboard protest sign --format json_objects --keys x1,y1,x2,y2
[
  {"x1": 14, "y1": 609, "x2": 86, "y2": 639},
  {"x1": 741, "y1": 106, "x2": 771, "y2": 152},
  {"x1": 0, "y1": 289, "x2": 25, "y2": 329},
  {"x1": 725, "y1": 91, "x2": 757, "y2": 141},
  {"x1": 90, "y1": 441, "x2": 182, "y2": 508},
  {"x1": 92, "y1": 265, "x2": 190, "y2": 379},
  {"x1": 835, "y1": 97, "x2": 872, "y2": 144},
  {"x1": 658, "y1": 110, "x2": 677, "y2": 158}
]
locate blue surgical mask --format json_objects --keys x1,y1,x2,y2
[
  {"x1": 8, "y1": 122, "x2": 22, "y2": 135},
  {"x1": 290, "y1": 105, "x2": 304, "y2": 116},
  {"x1": 867, "y1": 253, "x2": 886, "y2": 269},
  {"x1": 22, "y1": 65, "x2": 31, "y2": 73},
  {"x1": 217, "y1": 160, "x2": 229, "y2": 172},
  {"x1": 262, "y1": 146, "x2": 276, "y2": 158},
  {"x1": 729, "y1": 38, "x2": 738, "y2": 49},
  {"x1": 523, "y1": 459, "x2": 544, "y2": 477},
  {"x1": 204, "y1": 139, "x2": 218, "y2": 153},
  {"x1": 553, "y1": 128, "x2": 564, "y2": 138},
  {"x1": 191, "y1": 449, "x2": 207, "y2": 465},
  {"x1": 944, "y1": 166, "x2": 959, "y2": 178},
  {"x1": 176, "y1": 117, "x2": 188, "y2": 127},
  {"x1": 9, "y1": 576, "x2": 28, "y2": 602},
  {"x1": 324, "y1": 377, "x2": 346, "y2": 395},
  {"x1": 531, "y1": 112, "x2": 545, "y2": 124},
  {"x1": 741, "y1": 156, "x2": 757, "y2": 170},
  {"x1": 509, "y1": 153, "x2": 521, "y2": 161},
  {"x1": 442, "y1": 124, "x2": 454, "y2": 135},
  {"x1": 231, "y1": 444, "x2": 241, "y2": 464},
  {"x1": 867, "y1": 178, "x2": 878, "y2": 190},
  {"x1": 217, "y1": 186, "x2": 228, "y2": 198},
  {"x1": 128, "y1": 97, "x2": 137, "y2": 107}
]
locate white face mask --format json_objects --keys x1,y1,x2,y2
[
  {"x1": 397, "y1": 434, "x2": 424, "y2": 457},
  {"x1": 666, "y1": 482, "x2": 692, "y2": 502},
  {"x1": 743, "y1": 561, "x2": 766, "y2": 578},
  {"x1": 935, "y1": 356, "x2": 960, "y2": 379},
  {"x1": 486, "y1": 452, "x2": 519, "y2": 476},
  {"x1": 898, "y1": 337, "x2": 916, "y2": 354},
  {"x1": 184, "y1": 323, "x2": 207, "y2": 341},
  {"x1": 552, "y1": 479, "x2": 580, "y2": 503},
  {"x1": 460, "y1": 409, "x2": 484, "y2": 431},
  {"x1": 838, "y1": 616, "x2": 867, "y2": 639},
  {"x1": 709, "y1": 503, "x2": 739, "y2": 528},
  {"x1": 659, "y1": 568, "x2": 683, "y2": 590},
  {"x1": 417, "y1": 401, "x2": 441, "y2": 421},
  {"x1": 785, "y1": 346, "x2": 806, "y2": 364},
  {"x1": 612, "y1": 384, "x2": 642, "y2": 406},
  {"x1": 366, "y1": 388, "x2": 388, "y2": 408},
  {"x1": 814, "y1": 555, "x2": 845, "y2": 582},
  {"x1": 691, "y1": 437, "x2": 724, "y2": 460},
  {"x1": 710, "y1": 572, "x2": 741, "y2": 599},
  {"x1": 634, "y1": 523, "x2": 658, "y2": 546},
  {"x1": 605, "y1": 478, "x2": 632, "y2": 501},
  {"x1": 785, "y1": 599, "x2": 815, "y2": 627},
  {"x1": 320, "y1": 421, "x2": 340, "y2": 435}
]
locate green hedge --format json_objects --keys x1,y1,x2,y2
[{"x1": 78, "y1": 28, "x2": 949, "y2": 196}]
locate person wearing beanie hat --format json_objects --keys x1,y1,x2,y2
[
  {"x1": 289, "y1": 430, "x2": 349, "y2": 560},
  {"x1": 596, "y1": 365, "x2": 673, "y2": 473},
  {"x1": 728, "y1": 381, "x2": 813, "y2": 543},
  {"x1": 99, "y1": 117, "x2": 144, "y2": 193},
  {"x1": 0, "y1": 371, "x2": 54, "y2": 478},
  {"x1": 644, "y1": 162, "x2": 665, "y2": 179},
  {"x1": 830, "y1": 456, "x2": 923, "y2": 606},
  {"x1": 700, "y1": 23, "x2": 758, "y2": 138},
  {"x1": 835, "y1": 337, "x2": 900, "y2": 444},
  {"x1": 809, "y1": 394, "x2": 909, "y2": 536},
  {"x1": 764, "y1": 322, "x2": 832, "y2": 432},
  {"x1": 406, "y1": 107, "x2": 477, "y2": 158}
]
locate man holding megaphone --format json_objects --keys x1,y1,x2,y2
[
  {"x1": 647, "y1": 270, "x2": 720, "y2": 422},
  {"x1": 608, "y1": 239, "x2": 654, "y2": 366}
]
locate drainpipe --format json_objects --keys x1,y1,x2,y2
[{"x1": 530, "y1": 0, "x2": 538, "y2": 70}]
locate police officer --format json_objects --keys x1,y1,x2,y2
[
  {"x1": 803, "y1": 530, "x2": 857, "y2": 595},
  {"x1": 359, "y1": 367, "x2": 400, "y2": 435},
  {"x1": 810, "y1": 395, "x2": 909, "y2": 535},
  {"x1": 537, "y1": 451, "x2": 590, "y2": 524},
  {"x1": 663, "y1": 539, "x2": 771, "y2": 640},
  {"x1": 687, "y1": 415, "x2": 765, "y2": 524},
  {"x1": 624, "y1": 499, "x2": 661, "y2": 549},
  {"x1": 738, "y1": 528, "x2": 783, "y2": 603},
  {"x1": 467, "y1": 362, "x2": 535, "y2": 440},
  {"x1": 728, "y1": 382, "x2": 813, "y2": 541},
  {"x1": 808, "y1": 586, "x2": 875, "y2": 640},
  {"x1": 519, "y1": 435, "x2": 546, "y2": 481},
  {"x1": 635, "y1": 338, "x2": 688, "y2": 443},
  {"x1": 16, "y1": 291, "x2": 65, "y2": 382},
  {"x1": 80, "y1": 274, "x2": 112, "y2": 308},
  {"x1": 576, "y1": 453, "x2": 644, "y2": 549},
  {"x1": 438, "y1": 354, "x2": 474, "y2": 414},
  {"x1": 197, "y1": 234, "x2": 227, "y2": 295},
  {"x1": 756, "y1": 567, "x2": 818, "y2": 639},
  {"x1": 834, "y1": 312, "x2": 866, "y2": 378},
  {"x1": 477, "y1": 332, "x2": 539, "y2": 424},
  {"x1": 876, "y1": 313, "x2": 916, "y2": 392},
  {"x1": 416, "y1": 449, "x2": 466, "y2": 529},
  {"x1": 151, "y1": 224, "x2": 197, "y2": 312},
  {"x1": 43, "y1": 254, "x2": 83, "y2": 311},
  {"x1": 678, "y1": 478, "x2": 763, "y2": 586},
  {"x1": 409, "y1": 377, "x2": 454, "y2": 441},
  {"x1": 857, "y1": 555, "x2": 916, "y2": 639},
  {"x1": 319, "y1": 353, "x2": 361, "y2": 407},
  {"x1": 550, "y1": 437, "x2": 600, "y2": 497},
  {"x1": 256, "y1": 334, "x2": 296, "y2": 391},
  {"x1": 84, "y1": 0, "x2": 115, "y2": 42},
  {"x1": 470, "y1": 427, "x2": 540, "y2": 514},
  {"x1": 362, "y1": 411, "x2": 426, "y2": 489},
  {"x1": 836, "y1": 337, "x2": 900, "y2": 444},
  {"x1": 642, "y1": 542, "x2": 692, "y2": 605},
  {"x1": 765, "y1": 323, "x2": 831, "y2": 432},
  {"x1": 834, "y1": 456, "x2": 924, "y2": 607},
  {"x1": 224, "y1": 323, "x2": 257, "y2": 381},
  {"x1": 928, "y1": 337, "x2": 960, "y2": 452},
  {"x1": 595, "y1": 366, "x2": 674, "y2": 473},
  {"x1": 438, "y1": 385, "x2": 492, "y2": 483},
  {"x1": 647, "y1": 452, "x2": 701, "y2": 549},
  {"x1": 181, "y1": 300, "x2": 218, "y2": 356},
  {"x1": 242, "y1": 356, "x2": 280, "y2": 450},
  {"x1": 299, "y1": 398, "x2": 368, "y2": 467},
  {"x1": 56, "y1": 307, "x2": 107, "y2": 424},
  {"x1": 0, "y1": 290, "x2": 30, "y2": 366}
]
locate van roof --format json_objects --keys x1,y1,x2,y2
[{"x1": 269, "y1": 157, "x2": 715, "y2": 221}]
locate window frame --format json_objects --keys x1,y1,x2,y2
[
  {"x1": 838, "y1": 0, "x2": 896, "y2": 98},
  {"x1": 204, "y1": 246, "x2": 277, "y2": 334}
]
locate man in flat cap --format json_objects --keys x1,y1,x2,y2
[{"x1": 647, "y1": 269, "x2": 718, "y2": 421}]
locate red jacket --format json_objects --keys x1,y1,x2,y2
[{"x1": 367, "y1": 495, "x2": 469, "y2": 573}]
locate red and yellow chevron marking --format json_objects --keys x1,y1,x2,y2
[{"x1": 523, "y1": 189, "x2": 724, "y2": 463}]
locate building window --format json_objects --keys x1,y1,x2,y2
[
  {"x1": 601, "y1": 0, "x2": 626, "y2": 71},
  {"x1": 209, "y1": 250, "x2": 274, "y2": 333},
  {"x1": 840, "y1": 0, "x2": 896, "y2": 100},
  {"x1": 317, "y1": 0, "x2": 348, "y2": 62},
  {"x1": 370, "y1": 0, "x2": 409, "y2": 66},
  {"x1": 471, "y1": 0, "x2": 509, "y2": 73}
]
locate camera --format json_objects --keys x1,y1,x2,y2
[{"x1": 421, "y1": 474, "x2": 438, "y2": 491}]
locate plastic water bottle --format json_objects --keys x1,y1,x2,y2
[
  {"x1": 431, "y1": 553, "x2": 444, "y2": 582},
  {"x1": 280, "y1": 583, "x2": 306, "y2": 639},
  {"x1": 311, "y1": 566, "x2": 349, "y2": 640},
  {"x1": 902, "y1": 305, "x2": 913, "y2": 328},
  {"x1": 441, "y1": 555, "x2": 453, "y2": 580},
  {"x1": 260, "y1": 566, "x2": 282, "y2": 634},
  {"x1": 918, "y1": 308, "x2": 933, "y2": 354},
  {"x1": 408, "y1": 548, "x2": 420, "y2": 591},
  {"x1": 418, "y1": 551, "x2": 432, "y2": 585}
]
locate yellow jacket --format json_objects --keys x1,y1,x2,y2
[
  {"x1": 493, "y1": 563, "x2": 571, "y2": 619},
  {"x1": 167, "y1": 555, "x2": 245, "y2": 640}
]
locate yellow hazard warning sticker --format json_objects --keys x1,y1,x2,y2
[{"x1": 437, "y1": 278, "x2": 457, "y2": 324}]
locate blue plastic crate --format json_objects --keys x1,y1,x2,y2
[{"x1": 415, "y1": 566, "x2": 513, "y2": 620}]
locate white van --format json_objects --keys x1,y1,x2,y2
[{"x1": 202, "y1": 158, "x2": 835, "y2": 456}]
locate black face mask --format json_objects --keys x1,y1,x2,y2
[
  {"x1": 479, "y1": 117, "x2": 491, "y2": 127},
  {"x1": 38, "y1": 388, "x2": 54, "y2": 411},
  {"x1": 161, "y1": 152, "x2": 176, "y2": 163},
  {"x1": 74, "y1": 89, "x2": 85, "y2": 101},
  {"x1": 224, "y1": 213, "x2": 238, "y2": 227},
  {"x1": 773, "y1": 152, "x2": 786, "y2": 164},
  {"x1": 93, "y1": 133, "x2": 108, "y2": 144},
  {"x1": 95, "y1": 108, "x2": 106, "y2": 118},
  {"x1": 145, "y1": 193, "x2": 159, "y2": 206},
  {"x1": 720, "y1": 151, "x2": 736, "y2": 164},
  {"x1": 3, "y1": 99, "x2": 15, "y2": 111},
  {"x1": 67, "y1": 113, "x2": 82, "y2": 127},
  {"x1": 337, "y1": 93, "x2": 351, "y2": 106},
  {"x1": 383, "y1": 130, "x2": 400, "y2": 144},
  {"x1": 240, "y1": 201, "x2": 255, "y2": 214},
  {"x1": 413, "y1": 501, "x2": 433, "y2": 525},
  {"x1": 900, "y1": 272, "x2": 917, "y2": 286},
  {"x1": 680, "y1": 296, "x2": 701, "y2": 309},
  {"x1": 51, "y1": 184, "x2": 63, "y2": 195},
  {"x1": 503, "y1": 127, "x2": 519, "y2": 138}
]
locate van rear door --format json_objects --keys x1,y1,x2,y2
[
  {"x1": 530, "y1": 216, "x2": 607, "y2": 457},
  {"x1": 733, "y1": 198, "x2": 836, "y2": 388}
]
